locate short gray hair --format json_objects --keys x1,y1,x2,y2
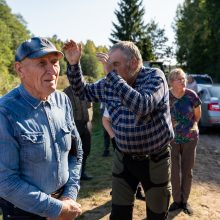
[{"x1": 109, "y1": 41, "x2": 143, "y2": 69}]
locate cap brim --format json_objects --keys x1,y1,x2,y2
[{"x1": 27, "y1": 49, "x2": 64, "y2": 60}]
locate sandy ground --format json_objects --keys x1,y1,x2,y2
[{"x1": 77, "y1": 129, "x2": 220, "y2": 220}]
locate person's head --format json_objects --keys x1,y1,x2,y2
[
  {"x1": 108, "y1": 41, "x2": 143, "y2": 83},
  {"x1": 14, "y1": 37, "x2": 63, "y2": 100},
  {"x1": 168, "y1": 68, "x2": 187, "y2": 90},
  {"x1": 187, "y1": 75, "x2": 194, "y2": 84}
]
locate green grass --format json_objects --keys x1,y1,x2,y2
[{"x1": 0, "y1": 103, "x2": 113, "y2": 219}]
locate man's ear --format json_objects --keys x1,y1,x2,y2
[
  {"x1": 14, "y1": 62, "x2": 25, "y2": 78},
  {"x1": 131, "y1": 58, "x2": 138, "y2": 70}
]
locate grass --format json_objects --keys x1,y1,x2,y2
[{"x1": 0, "y1": 103, "x2": 113, "y2": 219}]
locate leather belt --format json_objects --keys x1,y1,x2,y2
[
  {"x1": 130, "y1": 154, "x2": 149, "y2": 161},
  {"x1": 122, "y1": 145, "x2": 169, "y2": 161},
  {"x1": 51, "y1": 186, "x2": 64, "y2": 199}
]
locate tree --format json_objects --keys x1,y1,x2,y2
[
  {"x1": 110, "y1": 0, "x2": 154, "y2": 59},
  {"x1": 110, "y1": 0, "x2": 171, "y2": 61},
  {"x1": 0, "y1": 0, "x2": 30, "y2": 95},
  {"x1": 49, "y1": 35, "x2": 67, "y2": 76},
  {"x1": 0, "y1": 0, "x2": 30, "y2": 75},
  {"x1": 146, "y1": 20, "x2": 173, "y2": 60},
  {"x1": 174, "y1": 0, "x2": 220, "y2": 82},
  {"x1": 174, "y1": 0, "x2": 207, "y2": 68},
  {"x1": 80, "y1": 40, "x2": 108, "y2": 80},
  {"x1": 205, "y1": 0, "x2": 220, "y2": 82}
]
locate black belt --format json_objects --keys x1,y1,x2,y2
[
  {"x1": 50, "y1": 186, "x2": 64, "y2": 199},
  {"x1": 121, "y1": 145, "x2": 170, "y2": 161}
]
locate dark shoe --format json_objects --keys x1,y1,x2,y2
[
  {"x1": 102, "y1": 150, "x2": 110, "y2": 157},
  {"x1": 168, "y1": 202, "x2": 182, "y2": 212},
  {"x1": 136, "y1": 187, "x2": 145, "y2": 201},
  {"x1": 80, "y1": 173, "x2": 93, "y2": 181},
  {"x1": 182, "y1": 203, "x2": 193, "y2": 215}
]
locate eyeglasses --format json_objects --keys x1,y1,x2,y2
[{"x1": 174, "y1": 78, "x2": 186, "y2": 82}]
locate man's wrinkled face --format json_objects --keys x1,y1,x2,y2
[
  {"x1": 108, "y1": 49, "x2": 135, "y2": 82},
  {"x1": 15, "y1": 53, "x2": 61, "y2": 100}
]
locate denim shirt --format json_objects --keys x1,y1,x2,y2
[{"x1": 0, "y1": 84, "x2": 83, "y2": 218}]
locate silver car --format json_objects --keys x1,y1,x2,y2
[{"x1": 198, "y1": 84, "x2": 220, "y2": 133}]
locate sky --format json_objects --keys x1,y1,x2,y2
[{"x1": 6, "y1": 0, "x2": 184, "y2": 48}]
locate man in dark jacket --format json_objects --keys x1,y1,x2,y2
[{"x1": 64, "y1": 85, "x2": 93, "y2": 180}]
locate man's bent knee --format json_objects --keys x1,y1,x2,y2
[{"x1": 146, "y1": 185, "x2": 171, "y2": 219}]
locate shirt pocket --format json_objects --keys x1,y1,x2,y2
[
  {"x1": 20, "y1": 132, "x2": 46, "y2": 163},
  {"x1": 60, "y1": 124, "x2": 73, "y2": 151}
]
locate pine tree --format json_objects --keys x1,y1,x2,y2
[{"x1": 109, "y1": 0, "x2": 154, "y2": 60}]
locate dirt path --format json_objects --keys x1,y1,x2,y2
[{"x1": 77, "y1": 129, "x2": 220, "y2": 220}]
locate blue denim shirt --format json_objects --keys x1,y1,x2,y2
[{"x1": 0, "y1": 84, "x2": 82, "y2": 218}]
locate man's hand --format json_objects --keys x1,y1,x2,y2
[
  {"x1": 63, "y1": 40, "x2": 82, "y2": 65},
  {"x1": 59, "y1": 197, "x2": 82, "y2": 220},
  {"x1": 47, "y1": 198, "x2": 82, "y2": 220},
  {"x1": 96, "y1": 52, "x2": 113, "y2": 74}
]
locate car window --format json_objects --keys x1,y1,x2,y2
[{"x1": 194, "y1": 76, "x2": 212, "y2": 84}]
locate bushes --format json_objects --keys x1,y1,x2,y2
[{"x1": 0, "y1": 71, "x2": 19, "y2": 96}]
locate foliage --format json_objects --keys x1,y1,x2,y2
[
  {"x1": 0, "y1": 0, "x2": 30, "y2": 75},
  {"x1": 0, "y1": 0, "x2": 30, "y2": 95},
  {"x1": 146, "y1": 20, "x2": 173, "y2": 60},
  {"x1": 49, "y1": 35, "x2": 67, "y2": 76},
  {"x1": 110, "y1": 0, "x2": 152, "y2": 59},
  {"x1": 0, "y1": 1, "x2": 107, "y2": 96},
  {"x1": 81, "y1": 40, "x2": 108, "y2": 79},
  {"x1": 0, "y1": 71, "x2": 20, "y2": 96},
  {"x1": 174, "y1": 0, "x2": 220, "y2": 82},
  {"x1": 110, "y1": 0, "x2": 171, "y2": 61}
]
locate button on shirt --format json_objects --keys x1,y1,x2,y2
[
  {"x1": 0, "y1": 84, "x2": 82, "y2": 218},
  {"x1": 67, "y1": 64, "x2": 174, "y2": 155}
]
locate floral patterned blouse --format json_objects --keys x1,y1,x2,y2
[{"x1": 169, "y1": 88, "x2": 202, "y2": 144}]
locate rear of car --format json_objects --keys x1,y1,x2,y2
[{"x1": 198, "y1": 84, "x2": 220, "y2": 132}]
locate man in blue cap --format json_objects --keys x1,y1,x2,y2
[{"x1": 0, "y1": 37, "x2": 83, "y2": 220}]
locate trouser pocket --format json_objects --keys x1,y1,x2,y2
[{"x1": 149, "y1": 146, "x2": 171, "y2": 184}]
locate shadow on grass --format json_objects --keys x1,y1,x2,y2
[{"x1": 76, "y1": 200, "x2": 111, "y2": 220}]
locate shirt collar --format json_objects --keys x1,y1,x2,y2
[{"x1": 18, "y1": 84, "x2": 52, "y2": 109}]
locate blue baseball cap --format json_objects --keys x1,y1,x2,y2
[{"x1": 15, "y1": 37, "x2": 64, "y2": 62}]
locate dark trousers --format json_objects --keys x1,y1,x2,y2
[
  {"x1": 103, "y1": 127, "x2": 110, "y2": 151},
  {"x1": 110, "y1": 145, "x2": 171, "y2": 220},
  {"x1": 75, "y1": 120, "x2": 91, "y2": 175},
  {"x1": 0, "y1": 198, "x2": 45, "y2": 220}
]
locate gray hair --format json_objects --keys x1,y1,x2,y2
[{"x1": 109, "y1": 41, "x2": 143, "y2": 69}]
